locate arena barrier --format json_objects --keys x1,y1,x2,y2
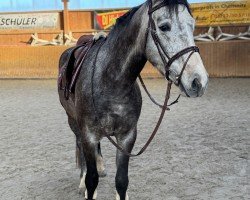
[
  {"x1": 0, "y1": 45, "x2": 160, "y2": 79},
  {"x1": 0, "y1": 1, "x2": 249, "y2": 78},
  {"x1": 0, "y1": 40, "x2": 249, "y2": 79}
]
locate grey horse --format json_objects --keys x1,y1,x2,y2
[{"x1": 58, "y1": 0, "x2": 209, "y2": 199}]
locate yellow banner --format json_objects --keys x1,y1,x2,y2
[
  {"x1": 191, "y1": 1, "x2": 250, "y2": 26},
  {"x1": 94, "y1": 1, "x2": 250, "y2": 29}
]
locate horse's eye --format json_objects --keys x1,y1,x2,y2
[{"x1": 159, "y1": 23, "x2": 171, "y2": 32}]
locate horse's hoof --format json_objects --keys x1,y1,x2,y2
[
  {"x1": 115, "y1": 191, "x2": 129, "y2": 200},
  {"x1": 85, "y1": 190, "x2": 97, "y2": 200}
]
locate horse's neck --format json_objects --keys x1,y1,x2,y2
[{"x1": 102, "y1": 11, "x2": 148, "y2": 84}]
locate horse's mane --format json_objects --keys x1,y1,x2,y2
[{"x1": 113, "y1": 5, "x2": 143, "y2": 29}]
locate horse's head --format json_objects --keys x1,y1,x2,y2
[{"x1": 145, "y1": 0, "x2": 209, "y2": 97}]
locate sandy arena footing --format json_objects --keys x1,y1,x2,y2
[{"x1": 0, "y1": 78, "x2": 249, "y2": 200}]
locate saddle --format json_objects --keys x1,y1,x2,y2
[{"x1": 58, "y1": 35, "x2": 95, "y2": 99}]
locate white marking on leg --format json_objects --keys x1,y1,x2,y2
[
  {"x1": 85, "y1": 189, "x2": 97, "y2": 200},
  {"x1": 79, "y1": 172, "x2": 86, "y2": 194},
  {"x1": 116, "y1": 191, "x2": 129, "y2": 200}
]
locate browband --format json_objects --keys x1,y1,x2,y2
[{"x1": 148, "y1": 1, "x2": 168, "y2": 14}]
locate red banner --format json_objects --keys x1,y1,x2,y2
[{"x1": 94, "y1": 10, "x2": 128, "y2": 30}]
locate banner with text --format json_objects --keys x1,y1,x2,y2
[
  {"x1": 0, "y1": 13, "x2": 59, "y2": 30},
  {"x1": 94, "y1": 1, "x2": 250, "y2": 29},
  {"x1": 191, "y1": 0, "x2": 250, "y2": 26},
  {"x1": 94, "y1": 10, "x2": 128, "y2": 30}
]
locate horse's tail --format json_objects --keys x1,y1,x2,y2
[
  {"x1": 58, "y1": 47, "x2": 74, "y2": 71},
  {"x1": 75, "y1": 144, "x2": 81, "y2": 169},
  {"x1": 58, "y1": 47, "x2": 74, "y2": 91}
]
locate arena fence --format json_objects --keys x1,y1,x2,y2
[{"x1": 0, "y1": 40, "x2": 249, "y2": 79}]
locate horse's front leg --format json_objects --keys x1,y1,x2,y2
[{"x1": 115, "y1": 127, "x2": 137, "y2": 200}]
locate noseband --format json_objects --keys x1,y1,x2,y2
[{"x1": 147, "y1": 0, "x2": 200, "y2": 84}]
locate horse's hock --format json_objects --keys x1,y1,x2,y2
[{"x1": 0, "y1": 40, "x2": 249, "y2": 78}]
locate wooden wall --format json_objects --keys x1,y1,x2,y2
[
  {"x1": 0, "y1": 46, "x2": 68, "y2": 78},
  {"x1": 0, "y1": 40, "x2": 249, "y2": 79},
  {"x1": 198, "y1": 40, "x2": 250, "y2": 77},
  {"x1": 0, "y1": 11, "x2": 94, "y2": 46},
  {"x1": 0, "y1": 10, "x2": 249, "y2": 78}
]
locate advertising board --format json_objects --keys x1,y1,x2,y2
[
  {"x1": 94, "y1": 1, "x2": 250, "y2": 29},
  {"x1": 0, "y1": 13, "x2": 59, "y2": 29}
]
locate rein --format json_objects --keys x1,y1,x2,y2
[
  {"x1": 138, "y1": 75, "x2": 180, "y2": 110},
  {"x1": 90, "y1": 0, "x2": 200, "y2": 157}
]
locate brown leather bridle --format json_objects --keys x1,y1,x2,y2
[
  {"x1": 91, "y1": 0, "x2": 201, "y2": 157},
  {"x1": 147, "y1": 0, "x2": 200, "y2": 83},
  {"x1": 139, "y1": 0, "x2": 200, "y2": 107}
]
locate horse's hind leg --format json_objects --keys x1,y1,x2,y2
[
  {"x1": 67, "y1": 116, "x2": 87, "y2": 193},
  {"x1": 81, "y1": 135, "x2": 99, "y2": 200},
  {"x1": 115, "y1": 128, "x2": 137, "y2": 200},
  {"x1": 96, "y1": 143, "x2": 106, "y2": 177}
]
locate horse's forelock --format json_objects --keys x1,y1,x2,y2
[
  {"x1": 112, "y1": 0, "x2": 192, "y2": 32},
  {"x1": 162, "y1": 0, "x2": 192, "y2": 16}
]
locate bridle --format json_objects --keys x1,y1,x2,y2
[
  {"x1": 139, "y1": 0, "x2": 200, "y2": 107},
  {"x1": 90, "y1": 0, "x2": 201, "y2": 157},
  {"x1": 146, "y1": 0, "x2": 199, "y2": 84}
]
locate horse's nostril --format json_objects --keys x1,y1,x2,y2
[{"x1": 192, "y1": 78, "x2": 201, "y2": 91}]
